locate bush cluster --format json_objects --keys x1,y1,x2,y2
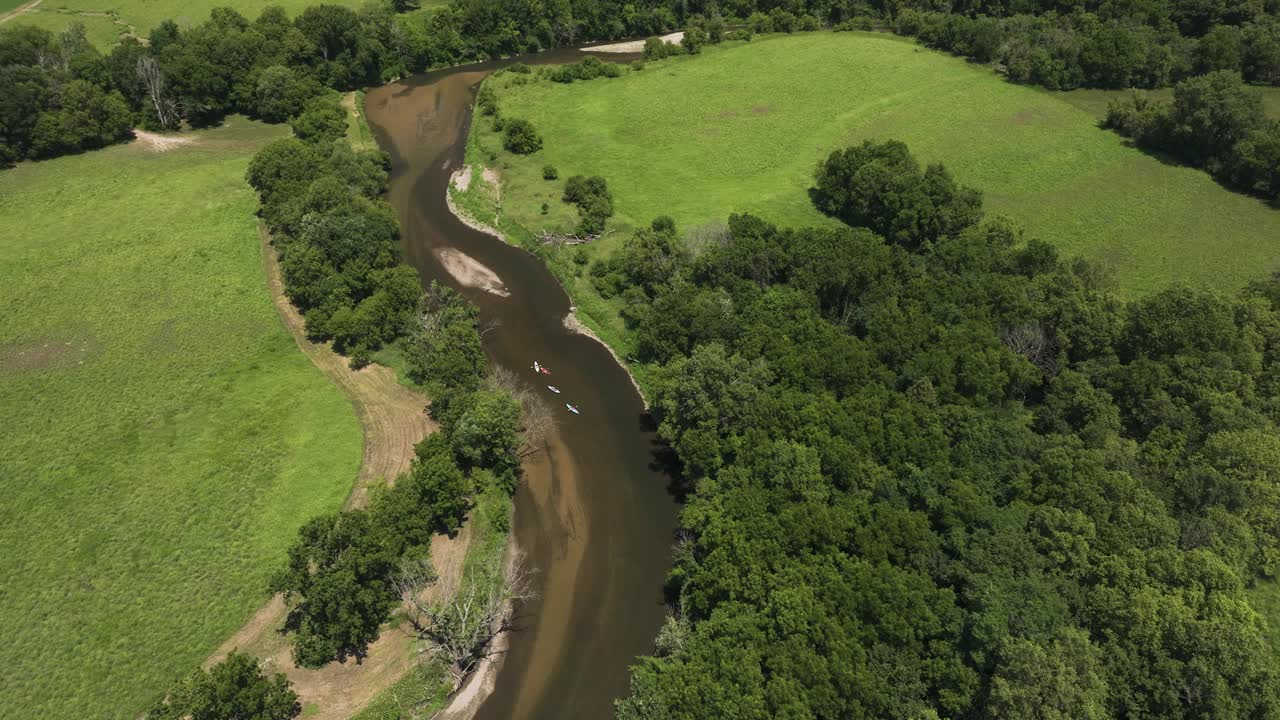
[
  {"x1": 562, "y1": 174, "x2": 614, "y2": 234},
  {"x1": 1105, "y1": 71, "x2": 1280, "y2": 201},
  {"x1": 548, "y1": 55, "x2": 623, "y2": 83},
  {"x1": 502, "y1": 117, "x2": 542, "y2": 154}
]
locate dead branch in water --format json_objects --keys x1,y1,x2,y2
[{"x1": 538, "y1": 229, "x2": 612, "y2": 246}]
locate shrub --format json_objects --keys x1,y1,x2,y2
[
  {"x1": 748, "y1": 11, "x2": 774, "y2": 34},
  {"x1": 562, "y1": 174, "x2": 614, "y2": 234},
  {"x1": 477, "y1": 84, "x2": 498, "y2": 116},
  {"x1": 543, "y1": 164, "x2": 559, "y2": 180},
  {"x1": 508, "y1": 62, "x2": 531, "y2": 74},
  {"x1": 770, "y1": 8, "x2": 798, "y2": 32},
  {"x1": 502, "y1": 118, "x2": 542, "y2": 154},
  {"x1": 548, "y1": 56, "x2": 623, "y2": 83},
  {"x1": 798, "y1": 14, "x2": 821, "y2": 31},
  {"x1": 644, "y1": 36, "x2": 683, "y2": 60},
  {"x1": 631, "y1": 59, "x2": 645, "y2": 71},
  {"x1": 290, "y1": 94, "x2": 346, "y2": 145},
  {"x1": 682, "y1": 27, "x2": 709, "y2": 54}
]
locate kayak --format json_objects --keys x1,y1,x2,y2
[
  {"x1": 548, "y1": 385, "x2": 561, "y2": 394},
  {"x1": 565, "y1": 403, "x2": 580, "y2": 415},
  {"x1": 533, "y1": 360, "x2": 541, "y2": 373}
]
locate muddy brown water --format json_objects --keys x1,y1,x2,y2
[{"x1": 364, "y1": 51, "x2": 678, "y2": 720}]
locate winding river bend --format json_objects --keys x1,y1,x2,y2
[{"x1": 365, "y1": 52, "x2": 678, "y2": 720}]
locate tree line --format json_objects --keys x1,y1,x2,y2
[
  {"x1": 1105, "y1": 70, "x2": 1280, "y2": 202},
  {"x1": 593, "y1": 140, "x2": 1280, "y2": 718},
  {"x1": 0, "y1": 0, "x2": 790, "y2": 165}
]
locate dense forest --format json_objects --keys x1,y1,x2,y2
[{"x1": 590, "y1": 140, "x2": 1280, "y2": 718}]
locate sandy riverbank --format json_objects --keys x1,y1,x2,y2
[{"x1": 583, "y1": 31, "x2": 684, "y2": 53}]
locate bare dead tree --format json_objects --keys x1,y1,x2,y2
[
  {"x1": 1002, "y1": 322, "x2": 1058, "y2": 375},
  {"x1": 136, "y1": 56, "x2": 181, "y2": 130},
  {"x1": 400, "y1": 551, "x2": 537, "y2": 688}
]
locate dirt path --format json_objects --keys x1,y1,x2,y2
[
  {"x1": 258, "y1": 225, "x2": 434, "y2": 508},
  {"x1": 0, "y1": 0, "x2": 42, "y2": 24},
  {"x1": 199, "y1": 229, "x2": 453, "y2": 719},
  {"x1": 132, "y1": 129, "x2": 194, "y2": 153}
]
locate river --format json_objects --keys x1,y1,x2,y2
[{"x1": 364, "y1": 51, "x2": 678, "y2": 720}]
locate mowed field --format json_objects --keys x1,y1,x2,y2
[
  {"x1": 476, "y1": 32, "x2": 1280, "y2": 299},
  {"x1": 0, "y1": 121, "x2": 361, "y2": 718},
  {"x1": 2, "y1": 0, "x2": 451, "y2": 49}
]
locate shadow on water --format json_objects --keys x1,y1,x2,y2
[{"x1": 363, "y1": 48, "x2": 680, "y2": 720}]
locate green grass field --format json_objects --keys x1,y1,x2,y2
[
  {"x1": 5, "y1": 7, "x2": 127, "y2": 48},
  {"x1": 0, "y1": 120, "x2": 362, "y2": 718},
  {"x1": 473, "y1": 32, "x2": 1280, "y2": 301},
  {"x1": 5, "y1": 0, "x2": 451, "y2": 49}
]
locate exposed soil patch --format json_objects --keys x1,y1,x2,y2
[
  {"x1": 0, "y1": 337, "x2": 94, "y2": 372},
  {"x1": 1009, "y1": 108, "x2": 1044, "y2": 126},
  {"x1": 437, "y1": 248, "x2": 511, "y2": 298},
  {"x1": 751, "y1": 104, "x2": 773, "y2": 115},
  {"x1": 452, "y1": 165, "x2": 473, "y2": 192},
  {"x1": 133, "y1": 129, "x2": 194, "y2": 153},
  {"x1": 584, "y1": 31, "x2": 683, "y2": 53}
]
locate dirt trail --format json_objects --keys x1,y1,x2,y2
[
  {"x1": 258, "y1": 225, "x2": 434, "y2": 508},
  {"x1": 132, "y1": 129, "x2": 193, "y2": 153},
  {"x1": 200, "y1": 229, "x2": 454, "y2": 719},
  {"x1": 0, "y1": 0, "x2": 40, "y2": 24}
]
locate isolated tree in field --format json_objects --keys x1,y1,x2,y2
[
  {"x1": 811, "y1": 139, "x2": 982, "y2": 249},
  {"x1": 502, "y1": 117, "x2": 542, "y2": 154},
  {"x1": 136, "y1": 56, "x2": 181, "y2": 130},
  {"x1": 146, "y1": 652, "x2": 300, "y2": 720}
]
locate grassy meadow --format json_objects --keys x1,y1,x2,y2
[
  {"x1": 4, "y1": 0, "x2": 451, "y2": 49},
  {"x1": 0, "y1": 120, "x2": 362, "y2": 718},
  {"x1": 471, "y1": 32, "x2": 1280, "y2": 302}
]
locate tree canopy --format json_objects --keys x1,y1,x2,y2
[{"x1": 610, "y1": 140, "x2": 1280, "y2": 719}]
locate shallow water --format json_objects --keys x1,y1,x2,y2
[{"x1": 364, "y1": 52, "x2": 678, "y2": 720}]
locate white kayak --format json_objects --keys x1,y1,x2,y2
[
  {"x1": 548, "y1": 385, "x2": 561, "y2": 394},
  {"x1": 565, "y1": 403, "x2": 580, "y2": 415},
  {"x1": 533, "y1": 360, "x2": 541, "y2": 373}
]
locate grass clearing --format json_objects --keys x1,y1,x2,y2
[
  {"x1": 7, "y1": 0, "x2": 453, "y2": 48},
  {"x1": 0, "y1": 119, "x2": 362, "y2": 718},
  {"x1": 472, "y1": 31, "x2": 1280, "y2": 300},
  {"x1": 4, "y1": 8, "x2": 127, "y2": 48}
]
